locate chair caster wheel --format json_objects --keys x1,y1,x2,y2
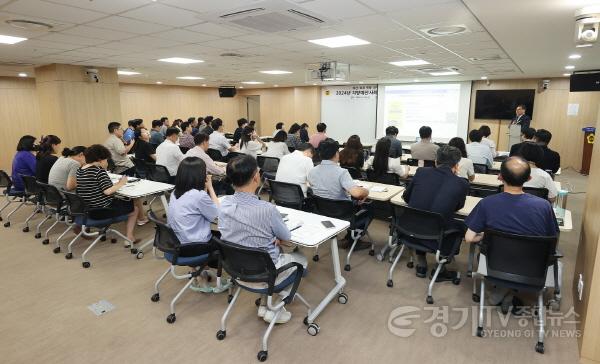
[
  {"x1": 82, "y1": 261, "x2": 91, "y2": 268},
  {"x1": 535, "y1": 342, "x2": 544, "y2": 354},
  {"x1": 426, "y1": 296, "x2": 434, "y2": 304},
  {"x1": 65, "y1": 253, "x2": 73, "y2": 260},
  {"x1": 307, "y1": 323, "x2": 320, "y2": 336},
  {"x1": 4, "y1": 222, "x2": 10, "y2": 227},
  {"x1": 255, "y1": 298, "x2": 261, "y2": 306},
  {"x1": 22, "y1": 226, "x2": 29, "y2": 232},
  {"x1": 111, "y1": 238, "x2": 117, "y2": 244},
  {"x1": 216, "y1": 330, "x2": 226, "y2": 340},
  {"x1": 387, "y1": 279, "x2": 393, "y2": 288},
  {"x1": 312, "y1": 255, "x2": 319, "y2": 262},
  {"x1": 337, "y1": 293, "x2": 348, "y2": 304},
  {"x1": 100, "y1": 235, "x2": 106, "y2": 241},
  {"x1": 548, "y1": 300, "x2": 560, "y2": 311},
  {"x1": 407, "y1": 261, "x2": 414, "y2": 269},
  {"x1": 53, "y1": 247, "x2": 60, "y2": 254},
  {"x1": 257, "y1": 350, "x2": 268, "y2": 362},
  {"x1": 136, "y1": 251, "x2": 144, "y2": 259},
  {"x1": 376, "y1": 253, "x2": 384, "y2": 261},
  {"x1": 42, "y1": 239, "x2": 49, "y2": 245},
  {"x1": 472, "y1": 294, "x2": 480, "y2": 303},
  {"x1": 453, "y1": 278, "x2": 461, "y2": 285},
  {"x1": 303, "y1": 316, "x2": 309, "y2": 326},
  {"x1": 227, "y1": 295, "x2": 233, "y2": 303},
  {"x1": 166, "y1": 313, "x2": 176, "y2": 324},
  {"x1": 130, "y1": 248, "x2": 137, "y2": 254},
  {"x1": 344, "y1": 264, "x2": 351, "y2": 271},
  {"x1": 476, "y1": 326, "x2": 484, "y2": 337},
  {"x1": 151, "y1": 293, "x2": 160, "y2": 302},
  {"x1": 368, "y1": 249, "x2": 375, "y2": 256}
]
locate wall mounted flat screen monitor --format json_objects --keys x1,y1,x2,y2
[{"x1": 474, "y1": 89, "x2": 535, "y2": 119}]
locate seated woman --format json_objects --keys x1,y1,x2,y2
[
  {"x1": 48, "y1": 146, "x2": 86, "y2": 191},
  {"x1": 262, "y1": 130, "x2": 290, "y2": 159},
  {"x1": 339, "y1": 135, "x2": 365, "y2": 170},
  {"x1": 239, "y1": 125, "x2": 266, "y2": 158},
  {"x1": 448, "y1": 137, "x2": 475, "y2": 181},
  {"x1": 167, "y1": 157, "x2": 227, "y2": 293},
  {"x1": 134, "y1": 127, "x2": 156, "y2": 164},
  {"x1": 11, "y1": 135, "x2": 37, "y2": 193},
  {"x1": 36, "y1": 135, "x2": 62, "y2": 183},
  {"x1": 286, "y1": 123, "x2": 302, "y2": 150},
  {"x1": 365, "y1": 138, "x2": 409, "y2": 178},
  {"x1": 76, "y1": 144, "x2": 139, "y2": 244}
]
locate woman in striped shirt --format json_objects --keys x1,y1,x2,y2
[{"x1": 76, "y1": 144, "x2": 139, "y2": 243}]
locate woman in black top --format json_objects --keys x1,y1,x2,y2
[
  {"x1": 299, "y1": 123, "x2": 309, "y2": 143},
  {"x1": 134, "y1": 127, "x2": 156, "y2": 163},
  {"x1": 36, "y1": 135, "x2": 62, "y2": 183},
  {"x1": 339, "y1": 135, "x2": 364, "y2": 170},
  {"x1": 232, "y1": 118, "x2": 248, "y2": 144}
]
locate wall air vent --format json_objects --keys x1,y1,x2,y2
[{"x1": 220, "y1": 8, "x2": 265, "y2": 19}]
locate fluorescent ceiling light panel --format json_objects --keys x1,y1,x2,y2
[
  {"x1": 18, "y1": 73, "x2": 27, "y2": 77},
  {"x1": 569, "y1": 54, "x2": 581, "y2": 59},
  {"x1": 429, "y1": 71, "x2": 460, "y2": 76},
  {"x1": 389, "y1": 59, "x2": 430, "y2": 67},
  {"x1": 177, "y1": 76, "x2": 204, "y2": 80},
  {"x1": 0, "y1": 34, "x2": 27, "y2": 44},
  {"x1": 563, "y1": 73, "x2": 571, "y2": 76},
  {"x1": 576, "y1": 44, "x2": 593, "y2": 48},
  {"x1": 480, "y1": 76, "x2": 488, "y2": 80},
  {"x1": 242, "y1": 81, "x2": 264, "y2": 84},
  {"x1": 158, "y1": 57, "x2": 203, "y2": 64},
  {"x1": 565, "y1": 65, "x2": 575, "y2": 70},
  {"x1": 118, "y1": 70, "x2": 140, "y2": 75},
  {"x1": 260, "y1": 70, "x2": 292, "y2": 75},
  {"x1": 308, "y1": 35, "x2": 370, "y2": 48}
]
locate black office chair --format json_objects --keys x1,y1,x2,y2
[
  {"x1": 147, "y1": 211, "x2": 224, "y2": 324},
  {"x1": 268, "y1": 180, "x2": 305, "y2": 210},
  {"x1": 131, "y1": 157, "x2": 149, "y2": 178},
  {"x1": 257, "y1": 156, "x2": 279, "y2": 195},
  {"x1": 213, "y1": 238, "x2": 310, "y2": 362},
  {"x1": 422, "y1": 160, "x2": 436, "y2": 167},
  {"x1": 287, "y1": 146, "x2": 295, "y2": 153},
  {"x1": 107, "y1": 159, "x2": 117, "y2": 173},
  {"x1": 406, "y1": 158, "x2": 419, "y2": 166},
  {"x1": 207, "y1": 148, "x2": 224, "y2": 162},
  {"x1": 179, "y1": 146, "x2": 189, "y2": 154},
  {"x1": 0, "y1": 170, "x2": 18, "y2": 223},
  {"x1": 388, "y1": 205, "x2": 462, "y2": 304},
  {"x1": 342, "y1": 166, "x2": 364, "y2": 180},
  {"x1": 37, "y1": 183, "x2": 73, "y2": 252},
  {"x1": 523, "y1": 187, "x2": 550, "y2": 200},
  {"x1": 473, "y1": 163, "x2": 488, "y2": 174},
  {"x1": 20, "y1": 175, "x2": 45, "y2": 234},
  {"x1": 365, "y1": 169, "x2": 400, "y2": 221},
  {"x1": 62, "y1": 191, "x2": 132, "y2": 268},
  {"x1": 473, "y1": 230, "x2": 558, "y2": 354},
  {"x1": 313, "y1": 196, "x2": 373, "y2": 271},
  {"x1": 146, "y1": 164, "x2": 171, "y2": 184},
  {"x1": 469, "y1": 185, "x2": 501, "y2": 198}
]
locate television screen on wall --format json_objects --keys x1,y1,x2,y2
[{"x1": 474, "y1": 89, "x2": 535, "y2": 119}]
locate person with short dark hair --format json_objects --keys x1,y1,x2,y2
[
  {"x1": 509, "y1": 127, "x2": 536, "y2": 156},
  {"x1": 339, "y1": 135, "x2": 365, "y2": 170},
  {"x1": 186, "y1": 133, "x2": 225, "y2": 176},
  {"x1": 402, "y1": 145, "x2": 469, "y2": 279},
  {"x1": 286, "y1": 123, "x2": 303, "y2": 150},
  {"x1": 533, "y1": 129, "x2": 560, "y2": 173},
  {"x1": 196, "y1": 117, "x2": 206, "y2": 134},
  {"x1": 511, "y1": 104, "x2": 531, "y2": 131},
  {"x1": 309, "y1": 122, "x2": 328, "y2": 149},
  {"x1": 11, "y1": 135, "x2": 37, "y2": 192},
  {"x1": 123, "y1": 120, "x2": 136, "y2": 144},
  {"x1": 134, "y1": 127, "x2": 156, "y2": 164},
  {"x1": 178, "y1": 121, "x2": 195, "y2": 149},
  {"x1": 466, "y1": 129, "x2": 493, "y2": 168},
  {"x1": 233, "y1": 118, "x2": 248, "y2": 144},
  {"x1": 262, "y1": 130, "x2": 290, "y2": 159},
  {"x1": 515, "y1": 143, "x2": 558, "y2": 201},
  {"x1": 448, "y1": 137, "x2": 475, "y2": 181},
  {"x1": 218, "y1": 154, "x2": 307, "y2": 324},
  {"x1": 275, "y1": 143, "x2": 314, "y2": 196},
  {"x1": 156, "y1": 127, "x2": 185, "y2": 179},
  {"x1": 465, "y1": 156, "x2": 558, "y2": 309},
  {"x1": 48, "y1": 146, "x2": 86, "y2": 191},
  {"x1": 299, "y1": 123, "x2": 309, "y2": 143},
  {"x1": 35, "y1": 135, "x2": 62, "y2": 183},
  {"x1": 208, "y1": 118, "x2": 237, "y2": 157},
  {"x1": 76, "y1": 144, "x2": 140, "y2": 243},
  {"x1": 411, "y1": 126, "x2": 439, "y2": 161},
  {"x1": 159, "y1": 116, "x2": 170, "y2": 136},
  {"x1": 202, "y1": 116, "x2": 214, "y2": 135},
  {"x1": 104, "y1": 121, "x2": 136, "y2": 174},
  {"x1": 273, "y1": 122, "x2": 285, "y2": 138},
  {"x1": 365, "y1": 137, "x2": 408, "y2": 178},
  {"x1": 479, "y1": 125, "x2": 497, "y2": 157},
  {"x1": 239, "y1": 125, "x2": 266, "y2": 158},
  {"x1": 384, "y1": 126, "x2": 403, "y2": 158},
  {"x1": 150, "y1": 120, "x2": 165, "y2": 146}
]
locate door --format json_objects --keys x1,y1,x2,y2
[{"x1": 246, "y1": 95, "x2": 260, "y2": 133}]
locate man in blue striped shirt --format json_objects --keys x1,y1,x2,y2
[{"x1": 218, "y1": 155, "x2": 306, "y2": 324}]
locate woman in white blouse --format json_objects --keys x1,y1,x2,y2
[
  {"x1": 449, "y1": 137, "x2": 475, "y2": 181},
  {"x1": 365, "y1": 138, "x2": 409, "y2": 178},
  {"x1": 479, "y1": 125, "x2": 497, "y2": 157},
  {"x1": 239, "y1": 125, "x2": 266, "y2": 158},
  {"x1": 262, "y1": 130, "x2": 290, "y2": 159}
]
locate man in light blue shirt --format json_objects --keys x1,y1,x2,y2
[
  {"x1": 218, "y1": 155, "x2": 306, "y2": 324},
  {"x1": 466, "y1": 129, "x2": 494, "y2": 168}
]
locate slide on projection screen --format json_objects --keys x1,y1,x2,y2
[{"x1": 376, "y1": 82, "x2": 472, "y2": 142}]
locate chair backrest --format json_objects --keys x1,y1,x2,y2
[
  {"x1": 20, "y1": 175, "x2": 41, "y2": 196},
  {"x1": 392, "y1": 204, "x2": 445, "y2": 243},
  {"x1": 227, "y1": 152, "x2": 244, "y2": 160},
  {"x1": 422, "y1": 160, "x2": 436, "y2": 168},
  {"x1": 342, "y1": 166, "x2": 363, "y2": 180},
  {"x1": 107, "y1": 159, "x2": 116, "y2": 173},
  {"x1": 207, "y1": 148, "x2": 224, "y2": 162},
  {"x1": 523, "y1": 187, "x2": 549, "y2": 200},
  {"x1": 257, "y1": 156, "x2": 280, "y2": 173},
  {"x1": 469, "y1": 185, "x2": 501, "y2": 198},
  {"x1": 179, "y1": 146, "x2": 189, "y2": 154},
  {"x1": 288, "y1": 146, "x2": 295, "y2": 153},
  {"x1": 366, "y1": 169, "x2": 399, "y2": 185},
  {"x1": 473, "y1": 163, "x2": 488, "y2": 174},
  {"x1": 268, "y1": 180, "x2": 304, "y2": 210},
  {"x1": 406, "y1": 158, "x2": 419, "y2": 166},
  {"x1": 0, "y1": 170, "x2": 12, "y2": 189},
  {"x1": 213, "y1": 238, "x2": 276, "y2": 286},
  {"x1": 312, "y1": 196, "x2": 354, "y2": 221},
  {"x1": 483, "y1": 229, "x2": 557, "y2": 287},
  {"x1": 62, "y1": 191, "x2": 87, "y2": 216},
  {"x1": 148, "y1": 210, "x2": 182, "y2": 256},
  {"x1": 37, "y1": 182, "x2": 64, "y2": 209},
  {"x1": 130, "y1": 157, "x2": 148, "y2": 177},
  {"x1": 146, "y1": 164, "x2": 171, "y2": 184}
]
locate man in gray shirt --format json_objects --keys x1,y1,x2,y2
[
  {"x1": 410, "y1": 126, "x2": 439, "y2": 162},
  {"x1": 104, "y1": 121, "x2": 135, "y2": 174}
]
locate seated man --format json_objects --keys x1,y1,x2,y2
[
  {"x1": 150, "y1": 119, "x2": 165, "y2": 146},
  {"x1": 272, "y1": 122, "x2": 284, "y2": 138},
  {"x1": 509, "y1": 127, "x2": 536, "y2": 156},
  {"x1": 104, "y1": 121, "x2": 135, "y2": 175},
  {"x1": 218, "y1": 155, "x2": 307, "y2": 324},
  {"x1": 208, "y1": 118, "x2": 237, "y2": 159},
  {"x1": 275, "y1": 143, "x2": 314, "y2": 197},
  {"x1": 186, "y1": 133, "x2": 232, "y2": 195},
  {"x1": 308, "y1": 138, "x2": 370, "y2": 248},
  {"x1": 466, "y1": 129, "x2": 493, "y2": 168},
  {"x1": 410, "y1": 126, "x2": 438, "y2": 162},
  {"x1": 515, "y1": 143, "x2": 558, "y2": 202},
  {"x1": 402, "y1": 145, "x2": 469, "y2": 279},
  {"x1": 465, "y1": 157, "x2": 559, "y2": 312},
  {"x1": 533, "y1": 129, "x2": 561, "y2": 174},
  {"x1": 384, "y1": 126, "x2": 403, "y2": 158},
  {"x1": 156, "y1": 127, "x2": 184, "y2": 181},
  {"x1": 308, "y1": 122, "x2": 328, "y2": 149},
  {"x1": 233, "y1": 118, "x2": 248, "y2": 144}
]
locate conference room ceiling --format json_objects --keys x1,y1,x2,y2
[{"x1": 0, "y1": 0, "x2": 597, "y2": 87}]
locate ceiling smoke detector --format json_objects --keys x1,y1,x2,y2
[
  {"x1": 420, "y1": 25, "x2": 469, "y2": 37},
  {"x1": 6, "y1": 19, "x2": 53, "y2": 31}
]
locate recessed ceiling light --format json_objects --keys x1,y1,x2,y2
[
  {"x1": 156, "y1": 81, "x2": 162, "y2": 84},
  {"x1": 480, "y1": 76, "x2": 488, "y2": 80},
  {"x1": 177, "y1": 76, "x2": 204, "y2": 80},
  {"x1": 569, "y1": 54, "x2": 581, "y2": 59},
  {"x1": 429, "y1": 71, "x2": 460, "y2": 76},
  {"x1": 18, "y1": 72, "x2": 27, "y2": 77},
  {"x1": 312, "y1": 83, "x2": 317, "y2": 86},
  {"x1": 576, "y1": 43, "x2": 593, "y2": 48},
  {"x1": 242, "y1": 81, "x2": 264, "y2": 84},
  {"x1": 158, "y1": 57, "x2": 203, "y2": 64},
  {"x1": 239, "y1": 86, "x2": 244, "y2": 88},
  {"x1": 565, "y1": 65, "x2": 575, "y2": 70},
  {"x1": 389, "y1": 59, "x2": 430, "y2": 67},
  {"x1": 308, "y1": 35, "x2": 370, "y2": 48},
  {"x1": 563, "y1": 73, "x2": 571, "y2": 77},
  {"x1": 0, "y1": 34, "x2": 27, "y2": 44},
  {"x1": 117, "y1": 70, "x2": 140, "y2": 76},
  {"x1": 260, "y1": 70, "x2": 292, "y2": 75}
]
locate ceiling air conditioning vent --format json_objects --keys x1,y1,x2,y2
[
  {"x1": 6, "y1": 19, "x2": 53, "y2": 31},
  {"x1": 220, "y1": 8, "x2": 265, "y2": 19},
  {"x1": 468, "y1": 55, "x2": 503, "y2": 62},
  {"x1": 420, "y1": 25, "x2": 470, "y2": 37},
  {"x1": 287, "y1": 9, "x2": 324, "y2": 23}
]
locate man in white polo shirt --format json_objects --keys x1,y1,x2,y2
[
  {"x1": 275, "y1": 143, "x2": 315, "y2": 197},
  {"x1": 156, "y1": 127, "x2": 184, "y2": 181},
  {"x1": 208, "y1": 118, "x2": 237, "y2": 159},
  {"x1": 516, "y1": 143, "x2": 558, "y2": 202}
]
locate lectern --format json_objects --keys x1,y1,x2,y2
[{"x1": 507, "y1": 124, "x2": 521, "y2": 152}]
